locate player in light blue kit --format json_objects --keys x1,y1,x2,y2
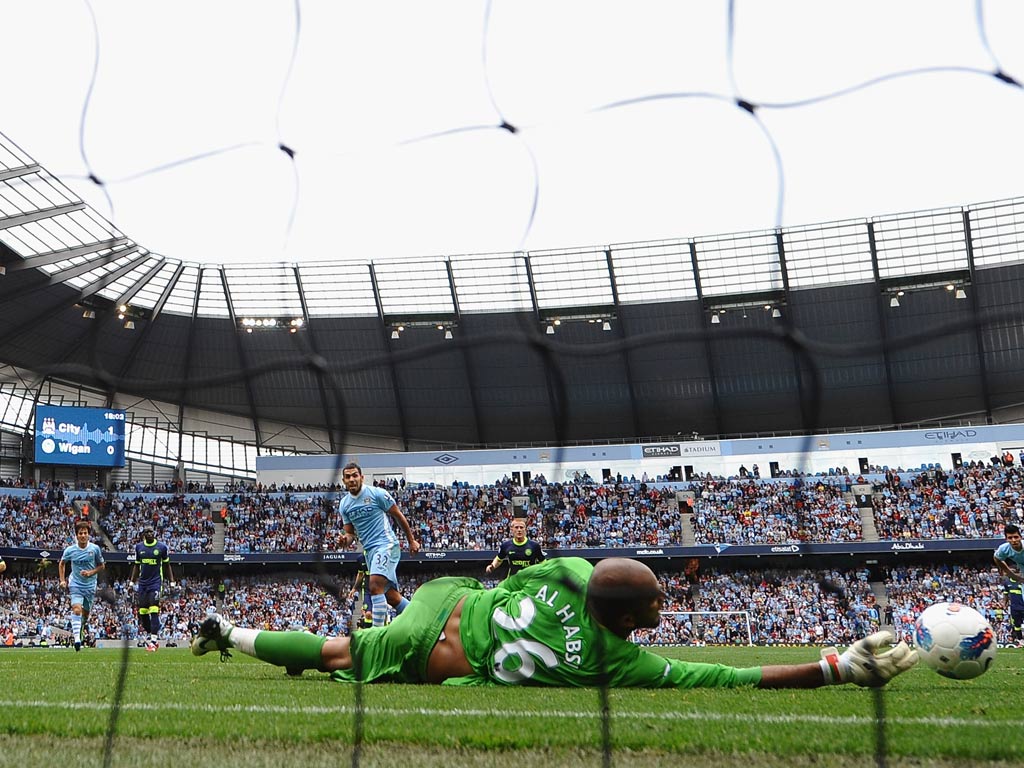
[
  {"x1": 994, "y1": 523, "x2": 1024, "y2": 584},
  {"x1": 58, "y1": 520, "x2": 106, "y2": 651},
  {"x1": 338, "y1": 463, "x2": 420, "y2": 627}
]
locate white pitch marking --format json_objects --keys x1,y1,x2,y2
[{"x1": 0, "y1": 699, "x2": 1016, "y2": 729}]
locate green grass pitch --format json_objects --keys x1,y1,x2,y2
[{"x1": 0, "y1": 645, "x2": 1018, "y2": 767}]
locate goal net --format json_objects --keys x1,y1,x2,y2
[{"x1": 635, "y1": 611, "x2": 753, "y2": 646}]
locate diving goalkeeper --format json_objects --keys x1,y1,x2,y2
[{"x1": 192, "y1": 557, "x2": 917, "y2": 689}]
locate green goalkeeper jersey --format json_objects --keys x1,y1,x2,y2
[{"x1": 456, "y1": 557, "x2": 756, "y2": 688}]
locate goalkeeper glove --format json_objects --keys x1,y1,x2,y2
[{"x1": 820, "y1": 631, "x2": 919, "y2": 687}]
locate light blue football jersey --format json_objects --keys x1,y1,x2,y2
[
  {"x1": 338, "y1": 485, "x2": 399, "y2": 550},
  {"x1": 995, "y1": 541, "x2": 1024, "y2": 572},
  {"x1": 61, "y1": 541, "x2": 104, "y2": 589}
]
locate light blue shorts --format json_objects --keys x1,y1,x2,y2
[
  {"x1": 364, "y1": 542, "x2": 401, "y2": 591},
  {"x1": 70, "y1": 583, "x2": 96, "y2": 612}
]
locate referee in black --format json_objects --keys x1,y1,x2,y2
[{"x1": 485, "y1": 518, "x2": 545, "y2": 580}]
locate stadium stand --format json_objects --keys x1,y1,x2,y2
[{"x1": 4, "y1": 465, "x2": 1024, "y2": 553}]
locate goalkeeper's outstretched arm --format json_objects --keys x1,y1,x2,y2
[{"x1": 694, "y1": 632, "x2": 919, "y2": 689}]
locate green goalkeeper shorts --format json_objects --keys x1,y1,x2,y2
[{"x1": 331, "y1": 576, "x2": 484, "y2": 684}]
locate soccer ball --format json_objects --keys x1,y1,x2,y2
[{"x1": 913, "y1": 602, "x2": 996, "y2": 680}]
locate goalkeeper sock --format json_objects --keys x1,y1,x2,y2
[
  {"x1": 371, "y1": 593, "x2": 388, "y2": 627},
  {"x1": 394, "y1": 597, "x2": 409, "y2": 615},
  {"x1": 252, "y1": 631, "x2": 328, "y2": 670}
]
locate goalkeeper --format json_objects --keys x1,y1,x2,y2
[{"x1": 192, "y1": 557, "x2": 917, "y2": 688}]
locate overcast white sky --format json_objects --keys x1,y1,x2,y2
[{"x1": 3, "y1": 0, "x2": 1024, "y2": 265}]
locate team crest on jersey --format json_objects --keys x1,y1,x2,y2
[{"x1": 525, "y1": 548, "x2": 532, "y2": 556}]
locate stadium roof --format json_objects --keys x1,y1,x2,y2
[{"x1": 3, "y1": 126, "x2": 1024, "y2": 454}]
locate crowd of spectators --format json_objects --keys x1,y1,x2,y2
[
  {"x1": 111, "y1": 480, "x2": 219, "y2": 494},
  {"x1": 402, "y1": 484, "x2": 521, "y2": 551},
  {"x1": 884, "y1": 562, "x2": 1014, "y2": 645},
  {"x1": 224, "y1": 480, "x2": 345, "y2": 494},
  {"x1": 99, "y1": 495, "x2": 217, "y2": 553},
  {"x1": 872, "y1": 464, "x2": 1024, "y2": 540},
  {"x1": 223, "y1": 494, "x2": 335, "y2": 553},
  {"x1": 690, "y1": 479, "x2": 862, "y2": 545},
  {"x1": 633, "y1": 565, "x2": 880, "y2": 646},
  {"x1": 0, "y1": 477, "x2": 105, "y2": 492},
  {"x1": 0, "y1": 568, "x2": 463, "y2": 646},
  {"x1": 0, "y1": 491, "x2": 83, "y2": 549},
  {"x1": 6, "y1": 464, "x2": 1024, "y2": 556},
  {"x1": 216, "y1": 481, "x2": 685, "y2": 553},
  {"x1": 0, "y1": 573, "x2": 70, "y2": 645},
  {"x1": 534, "y1": 482, "x2": 681, "y2": 548}
]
